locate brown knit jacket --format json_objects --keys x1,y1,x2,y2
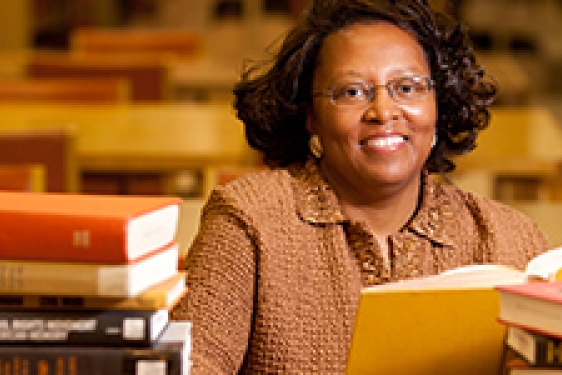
[{"x1": 171, "y1": 160, "x2": 550, "y2": 374}]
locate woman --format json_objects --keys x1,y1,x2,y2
[{"x1": 171, "y1": 0, "x2": 550, "y2": 373}]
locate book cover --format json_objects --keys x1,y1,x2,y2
[
  {"x1": 0, "y1": 272, "x2": 186, "y2": 310},
  {"x1": 0, "y1": 191, "x2": 182, "y2": 264},
  {"x1": 0, "y1": 320, "x2": 192, "y2": 375},
  {"x1": 0, "y1": 308, "x2": 169, "y2": 346},
  {"x1": 496, "y1": 281, "x2": 562, "y2": 339},
  {"x1": 503, "y1": 350, "x2": 562, "y2": 374},
  {"x1": 510, "y1": 369, "x2": 562, "y2": 374},
  {"x1": 507, "y1": 326, "x2": 562, "y2": 367},
  {"x1": 0, "y1": 243, "x2": 179, "y2": 297},
  {"x1": 346, "y1": 264, "x2": 528, "y2": 375},
  {"x1": 506, "y1": 354, "x2": 562, "y2": 375}
]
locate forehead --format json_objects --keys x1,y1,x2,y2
[{"x1": 315, "y1": 21, "x2": 430, "y2": 78}]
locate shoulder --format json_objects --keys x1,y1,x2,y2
[
  {"x1": 217, "y1": 168, "x2": 294, "y2": 203},
  {"x1": 439, "y1": 182, "x2": 539, "y2": 228},
  {"x1": 203, "y1": 168, "x2": 297, "y2": 218},
  {"x1": 435, "y1": 181, "x2": 550, "y2": 261}
]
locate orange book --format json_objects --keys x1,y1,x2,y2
[{"x1": 0, "y1": 191, "x2": 182, "y2": 263}]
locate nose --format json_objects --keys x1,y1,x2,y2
[{"x1": 361, "y1": 85, "x2": 398, "y2": 123}]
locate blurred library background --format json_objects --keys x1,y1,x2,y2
[
  {"x1": 2, "y1": 0, "x2": 562, "y2": 246},
  {"x1": 0, "y1": 0, "x2": 561, "y2": 106},
  {"x1": 0, "y1": 0, "x2": 559, "y2": 102}
]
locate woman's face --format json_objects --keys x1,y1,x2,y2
[{"x1": 308, "y1": 21, "x2": 437, "y2": 195}]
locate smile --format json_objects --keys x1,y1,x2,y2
[{"x1": 363, "y1": 135, "x2": 407, "y2": 149}]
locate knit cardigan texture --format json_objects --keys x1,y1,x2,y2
[{"x1": 171, "y1": 160, "x2": 550, "y2": 374}]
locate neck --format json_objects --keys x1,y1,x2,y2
[{"x1": 324, "y1": 168, "x2": 423, "y2": 237}]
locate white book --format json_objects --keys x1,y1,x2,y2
[{"x1": 0, "y1": 243, "x2": 179, "y2": 297}]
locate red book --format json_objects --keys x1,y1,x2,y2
[
  {"x1": 496, "y1": 281, "x2": 562, "y2": 339},
  {"x1": 0, "y1": 191, "x2": 182, "y2": 263}
]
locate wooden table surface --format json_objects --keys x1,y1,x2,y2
[
  {"x1": 452, "y1": 106, "x2": 562, "y2": 202},
  {"x1": 456, "y1": 106, "x2": 562, "y2": 170},
  {"x1": 169, "y1": 57, "x2": 239, "y2": 90},
  {"x1": 0, "y1": 102, "x2": 248, "y2": 172}
]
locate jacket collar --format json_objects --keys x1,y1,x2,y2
[{"x1": 291, "y1": 158, "x2": 455, "y2": 247}]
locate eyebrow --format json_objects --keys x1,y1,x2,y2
[{"x1": 331, "y1": 68, "x2": 429, "y2": 82}]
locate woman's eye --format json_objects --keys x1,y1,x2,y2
[
  {"x1": 341, "y1": 85, "x2": 366, "y2": 99},
  {"x1": 396, "y1": 84, "x2": 415, "y2": 94},
  {"x1": 346, "y1": 88, "x2": 361, "y2": 97},
  {"x1": 393, "y1": 78, "x2": 429, "y2": 98}
]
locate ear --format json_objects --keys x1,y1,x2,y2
[{"x1": 306, "y1": 109, "x2": 317, "y2": 135}]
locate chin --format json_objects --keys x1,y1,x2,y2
[{"x1": 366, "y1": 168, "x2": 421, "y2": 188}]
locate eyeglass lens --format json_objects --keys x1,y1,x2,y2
[{"x1": 328, "y1": 77, "x2": 432, "y2": 106}]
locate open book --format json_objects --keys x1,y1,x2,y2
[{"x1": 345, "y1": 246, "x2": 562, "y2": 375}]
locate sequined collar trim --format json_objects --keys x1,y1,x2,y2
[
  {"x1": 291, "y1": 158, "x2": 346, "y2": 225},
  {"x1": 291, "y1": 159, "x2": 455, "y2": 247},
  {"x1": 408, "y1": 174, "x2": 455, "y2": 247}
]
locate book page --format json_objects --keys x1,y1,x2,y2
[
  {"x1": 525, "y1": 246, "x2": 562, "y2": 281},
  {"x1": 362, "y1": 246, "x2": 562, "y2": 293},
  {"x1": 364, "y1": 264, "x2": 525, "y2": 292}
]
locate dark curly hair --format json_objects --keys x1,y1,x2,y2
[{"x1": 233, "y1": 0, "x2": 497, "y2": 173}]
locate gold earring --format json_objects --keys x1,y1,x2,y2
[{"x1": 309, "y1": 135, "x2": 323, "y2": 158}]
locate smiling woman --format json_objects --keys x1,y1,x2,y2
[
  {"x1": 171, "y1": 1, "x2": 551, "y2": 374},
  {"x1": 307, "y1": 22, "x2": 438, "y2": 224}
]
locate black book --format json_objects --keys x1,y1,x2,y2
[
  {"x1": 507, "y1": 325, "x2": 562, "y2": 367},
  {"x1": 0, "y1": 309, "x2": 168, "y2": 346},
  {"x1": 0, "y1": 320, "x2": 192, "y2": 375}
]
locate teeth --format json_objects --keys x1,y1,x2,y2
[{"x1": 366, "y1": 136, "x2": 405, "y2": 148}]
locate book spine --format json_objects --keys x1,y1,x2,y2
[
  {"x1": 0, "y1": 344, "x2": 184, "y2": 375},
  {"x1": 533, "y1": 335, "x2": 562, "y2": 367},
  {"x1": 0, "y1": 202, "x2": 179, "y2": 264},
  {"x1": 0, "y1": 244, "x2": 179, "y2": 297},
  {"x1": 0, "y1": 211, "x2": 128, "y2": 262},
  {"x1": 508, "y1": 326, "x2": 562, "y2": 367},
  {"x1": 0, "y1": 309, "x2": 169, "y2": 346},
  {"x1": 0, "y1": 272, "x2": 187, "y2": 310}
]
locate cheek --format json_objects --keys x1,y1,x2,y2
[
  {"x1": 311, "y1": 104, "x2": 359, "y2": 138},
  {"x1": 401, "y1": 102, "x2": 437, "y2": 134},
  {"x1": 325, "y1": 113, "x2": 362, "y2": 145}
]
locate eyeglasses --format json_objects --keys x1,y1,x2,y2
[{"x1": 312, "y1": 76, "x2": 434, "y2": 107}]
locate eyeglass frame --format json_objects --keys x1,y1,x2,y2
[{"x1": 311, "y1": 76, "x2": 435, "y2": 106}]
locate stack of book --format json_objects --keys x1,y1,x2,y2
[
  {"x1": 0, "y1": 191, "x2": 191, "y2": 375},
  {"x1": 496, "y1": 279, "x2": 562, "y2": 374},
  {"x1": 345, "y1": 247, "x2": 562, "y2": 375}
]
